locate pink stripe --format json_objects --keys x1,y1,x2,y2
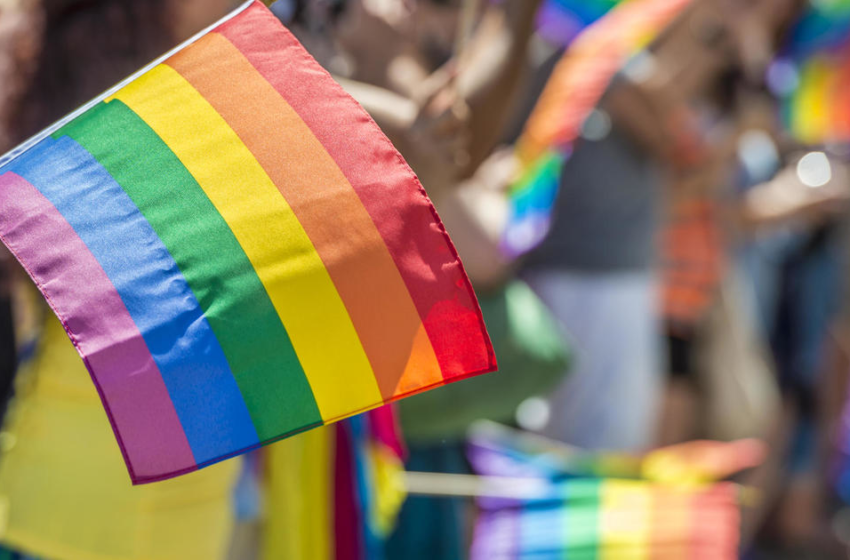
[{"x1": 0, "y1": 171, "x2": 196, "y2": 482}]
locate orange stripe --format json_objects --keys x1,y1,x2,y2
[
  {"x1": 648, "y1": 486, "x2": 692, "y2": 559},
  {"x1": 166, "y1": 33, "x2": 443, "y2": 400}
]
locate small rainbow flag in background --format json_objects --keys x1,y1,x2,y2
[
  {"x1": 262, "y1": 406, "x2": 406, "y2": 560},
  {"x1": 503, "y1": 0, "x2": 691, "y2": 256},
  {"x1": 785, "y1": 0, "x2": 850, "y2": 59},
  {"x1": 0, "y1": 1, "x2": 495, "y2": 484},
  {"x1": 471, "y1": 478, "x2": 741, "y2": 559},
  {"x1": 467, "y1": 428, "x2": 742, "y2": 559},
  {"x1": 772, "y1": 0, "x2": 850, "y2": 144}
]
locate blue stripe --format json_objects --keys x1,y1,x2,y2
[{"x1": 8, "y1": 136, "x2": 259, "y2": 463}]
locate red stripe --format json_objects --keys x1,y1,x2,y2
[
  {"x1": 217, "y1": 2, "x2": 496, "y2": 381},
  {"x1": 690, "y1": 484, "x2": 739, "y2": 559}
]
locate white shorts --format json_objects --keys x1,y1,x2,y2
[{"x1": 523, "y1": 269, "x2": 663, "y2": 452}]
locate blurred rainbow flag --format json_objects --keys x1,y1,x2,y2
[
  {"x1": 263, "y1": 407, "x2": 406, "y2": 560},
  {"x1": 503, "y1": 0, "x2": 691, "y2": 256},
  {"x1": 335, "y1": 408, "x2": 407, "y2": 560},
  {"x1": 536, "y1": 0, "x2": 626, "y2": 46},
  {"x1": 471, "y1": 479, "x2": 741, "y2": 559},
  {"x1": 467, "y1": 426, "x2": 743, "y2": 559},
  {"x1": 772, "y1": 0, "x2": 850, "y2": 144},
  {"x1": 0, "y1": 0, "x2": 495, "y2": 483}
]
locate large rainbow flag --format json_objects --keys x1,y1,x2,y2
[
  {"x1": 0, "y1": 1, "x2": 495, "y2": 484},
  {"x1": 503, "y1": 0, "x2": 691, "y2": 256}
]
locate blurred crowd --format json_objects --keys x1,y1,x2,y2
[{"x1": 2, "y1": 0, "x2": 850, "y2": 558}]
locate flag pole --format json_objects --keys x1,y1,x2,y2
[
  {"x1": 404, "y1": 471, "x2": 557, "y2": 500},
  {"x1": 0, "y1": 1, "x2": 256, "y2": 168}
]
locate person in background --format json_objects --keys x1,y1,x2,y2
[
  {"x1": 653, "y1": 2, "x2": 850, "y2": 553},
  {"x1": 518, "y1": 2, "x2": 716, "y2": 453},
  {"x1": 655, "y1": 0, "x2": 803, "y2": 447}
]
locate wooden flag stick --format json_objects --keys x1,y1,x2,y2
[{"x1": 404, "y1": 471, "x2": 556, "y2": 500}]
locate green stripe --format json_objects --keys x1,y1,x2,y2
[
  {"x1": 565, "y1": 478, "x2": 601, "y2": 559},
  {"x1": 57, "y1": 100, "x2": 322, "y2": 440}
]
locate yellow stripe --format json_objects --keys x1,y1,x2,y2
[
  {"x1": 263, "y1": 428, "x2": 333, "y2": 560},
  {"x1": 795, "y1": 60, "x2": 831, "y2": 144},
  {"x1": 110, "y1": 65, "x2": 382, "y2": 421},
  {"x1": 601, "y1": 480, "x2": 651, "y2": 560}
]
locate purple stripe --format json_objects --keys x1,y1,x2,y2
[{"x1": 0, "y1": 171, "x2": 196, "y2": 481}]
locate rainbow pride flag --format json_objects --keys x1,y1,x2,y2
[
  {"x1": 0, "y1": 1, "x2": 495, "y2": 484},
  {"x1": 503, "y1": 0, "x2": 691, "y2": 256},
  {"x1": 471, "y1": 478, "x2": 741, "y2": 559},
  {"x1": 773, "y1": 1, "x2": 850, "y2": 144},
  {"x1": 536, "y1": 0, "x2": 626, "y2": 46},
  {"x1": 785, "y1": 0, "x2": 850, "y2": 59},
  {"x1": 468, "y1": 428, "x2": 742, "y2": 559}
]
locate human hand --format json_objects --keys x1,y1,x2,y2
[
  {"x1": 743, "y1": 153, "x2": 850, "y2": 229},
  {"x1": 401, "y1": 68, "x2": 472, "y2": 194},
  {"x1": 410, "y1": 66, "x2": 471, "y2": 167}
]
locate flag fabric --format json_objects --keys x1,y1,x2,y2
[
  {"x1": 536, "y1": 0, "x2": 626, "y2": 46},
  {"x1": 782, "y1": 48, "x2": 850, "y2": 144},
  {"x1": 470, "y1": 478, "x2": 741, "y2": 559},
  {"x1": 0, "y1": 0, "x2": 495, "y2": 484},
  {"x1": 772, "y1": 1, "x2": 850, "y2": 144},
  {"x1": 503, "y1": 0, "x2": 691, "y2": 256},
  {"x1": 468, "y1": 422, "x2": 765, "y2": 485},
  {"x1": 467, "y1": 428, "x2": 742, "y2": 559},
  {"x1": 334, "y1": 408, "x2": 407, "y2": 560},
  {"x1": 784, "y1": 0, "x2": 850, "y2": 60},
  {"x1": 262, "y1": 407, "x2": 406, "y2": 560}
]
